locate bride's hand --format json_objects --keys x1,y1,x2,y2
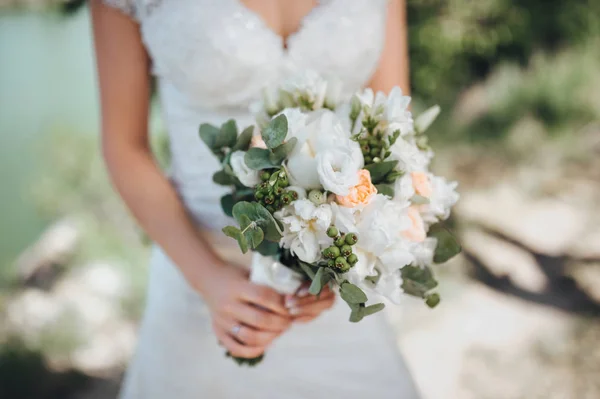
[
  {"x1": 196, "y1": 262, "x2": 292, "y2": 359},
  {"x1": 284, "y1": 283, "x2": 336, "y2": 323}
]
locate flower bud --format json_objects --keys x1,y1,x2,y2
[
  {"x1": 334, "y1": 235, "x2": 346, "y2": 247},
  {"x1": 345, "y1": 233, "x2": 358, "y2": 246},
  {"x1": 372, "y1": 157, "x2": 381, "y2": 163},
  {"x1": 341, "y1": 245, "x2": 352, "y2": 257},
  {"x1": 260, "y1": 171, "x2": 271, "y2": 181},
  {"x1": 308, "y1": 190, "x2": 326, "y2": 205},
  {"x1": 347, "y1": 253, "x2": 358, "y2": 266},
  {"x1": 326, "y1": 226, "x2": 339, "y2": 238}
]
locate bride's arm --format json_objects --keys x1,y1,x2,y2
[
  {"x1": 368, "y1": 0, "x2": 410, "y2": 95},
  {"x1": 90, "y1": 0, "x2": 292, "y2": 357}
]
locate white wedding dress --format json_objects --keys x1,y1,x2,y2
[{"x1": 103, "y1": 1, "x2": 420, "y2": 398}]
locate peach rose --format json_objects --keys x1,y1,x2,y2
[
  {"x1": 411, "y1": 171, "x2": 433, "y2": 198},
  {"x1": 402, "y1": 206, "x2": 426, "y2": 242},
  {"x1": 250, "y1": 135, "x2": 267, "y2": 149},
  {"x1": 336, "y1": 169, "x2": 377, "y2": 207}
]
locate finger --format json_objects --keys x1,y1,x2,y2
[
  {"x1": 228, "y1": 302, "x2": 292, "y2": 332},
  {"x1": 214, "y1": 325, "x2": 265, "y2": 359},
  {"x1": 289, "y1": 296, "x2": 335, "y2": 318},
  {"x1": 240, "y1": 284, "x2": 289, "y2": 316},
  {"x1": 214, "y1": 317, "x2": 281, "y2": 347},
  {"x1": 285, "y1": 289, "x2": 334, "y2": 308}
]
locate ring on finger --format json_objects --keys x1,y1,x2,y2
[{"x1": 231, "y1": 324, "x2": 242, "y2": 337}]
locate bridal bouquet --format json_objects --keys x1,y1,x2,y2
[{"x1": 199, "y1": 71, "x2": 461, "y2": 365}]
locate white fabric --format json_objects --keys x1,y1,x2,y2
[{"x1": 102, "y1": 0, "x2": 421, "y2": 397}]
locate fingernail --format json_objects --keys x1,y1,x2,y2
[
  {"x1": 297, "y1": 288, "x2": 309, "y2": 297},
  {"x1": 289, "y1": 307, "x2": 301, "y2": 316},
  {"x1": 285, "y1": 297, "x2": 297, "y2": 308}
]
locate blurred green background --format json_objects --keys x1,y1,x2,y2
[{"x1": 1, "y1": 1, "x2": 599, "y2": 398}]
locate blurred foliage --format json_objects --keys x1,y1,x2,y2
[{"x1": 407, "y1": 0, "x2": 600, "y2": 102}]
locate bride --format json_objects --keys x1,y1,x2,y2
[{"x1": 91, "y1": 0, "x2": 419, "y2": 397}]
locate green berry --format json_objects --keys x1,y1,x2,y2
[
  {"x1": 345, "y1": 233, "x2": 358, "y2": 246},
  {"x1": 290, "y1": 191, "x2": 299, "y2": 200},
  {"x1": 361, "y1": 144, "x2": 370, "y2": 154},
  {"x1": 275, "y1": 187, "x2": 284, "y2": 196},
  {"x1": 358, "y1": 139, "x2": 368, "y2": 147},
  {"x1": 370, "y1": 147, "x2": 380, "y2": 156},
  {"x1": 265, "y1": 194, "x2": 275, "y2": 205},
  {"x1": 341, "y1": 245, "x2": 352, "y2": 257},
  {"x1": 364, "y1": 156, "x2": 373, "y2": 164},
  {"x1": 255, "y1": 191, "x2": 264, "y2": 200},
  {"x1": 334, "y1": 235, "x2": 346, "y2": 247},
  {"x1": 372, "y1": 157, "x2": 381, "y2": 163},
  {"x1": 260, "y1": 171, "x2": 271, "y2": 181},
  {"x1": 335, "y1": 257, "x2": 350, "y2": 272},
  {"x1": 281, "y1": 194, "x2": 291, "y2": 205},
  {"x1": 347, "y1": 253, "x2": 358, "y2": 265},
  {"x1": 322, "y1": 248, "x2": 331, "y2": 258},
  {"x1": 326, "y1": 226, "x2": 339, "y2": 238},
  {"x1": 279, "y1": 176, "x2": 289, "y2": 186},
  {"x1": 368, "y1": 137, "x2": 379, "y2": 147},
  {"x1": 328, "y1": 246, "x2": 341, "y2": 258},
  {"x1": 425, "y1": 293, "x2": 440, "y2": 308},
  {"x1": 327, "y1": 259, "x2": 335, "y2": 268}
]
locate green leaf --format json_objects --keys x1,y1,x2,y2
[
  {"x1": 199, "y1": 123, "x2": 221, "y2": 150},
  {"x1": 308, "y1": 267, "x2": 325, "y2": 295},
  {"x1": 362, "y1": 303, "x2": 386, "y2": 317},
  {"x1": 429, "y1": 224, "x2": 462, "y2": 263},
  {"x1": 269, "y1": 137, "x2": 298, "y2": 165},
  {"x1": 222, "y1": 226, "x2": 248, "y2": 253},
  {"x1": 244, "y1": 148, "x2": 277, "y2": 170},
  {"x1": 401, "y1": 265, "x2": 438, "y2": 298},
  {"x1": 349, "y1": 308, "x2": 364, "y2": 322},
  {"x1": 213, "y1": 170, "x2": 235, "y2": 186},
  {"x1": 340, "y1": 282, "x2": 368, "y2": 304},
  {"x1": 220, "y1": 194, "x2": 235, "y2": 217},
  {"x1": 365, "y1": 160, "x2": 398, "y2": 184},
  {"x1": 232, "y1": 202, "x2": 282, "y2": 242},
  {"x1": 411, "y1": 194, "x2": 430, "y2": 205},
  {"x1": 245, "y1": 226, "x2": 264, "y2": 249},
  {"x1": 375, "y1": 184, "x2": 395, "y2": 198},
  {"x1": 298, "y1": 261, "x2": 317, "y2": 280},
  {"x1": 215, "y1": 119, "x2": 238, "y2": 149},
  {"x1": 262, "y1": 114, "x2": 288, "y2": 149},
  {"x1": 255, "y1": 241, "x2": 280, "y2": 257},
  {"x1": 232, "y1": 126, "x2": 254, "y2": 151}
]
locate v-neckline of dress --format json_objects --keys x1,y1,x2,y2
[{"x1": 233, "y1": 0, "x2": 325, "y2": 54}]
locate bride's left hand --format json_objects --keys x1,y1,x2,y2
[{"x1": 284, "y1": 284, "x2": 336, "y2": 323}]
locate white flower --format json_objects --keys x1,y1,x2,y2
[
  {"x1": 276, "y1": 199, "x2": 333, "y2": 263},
  {"x1": 282, "y1": 70, "x2": 328, "y2": 110},
  {"x1": 355, "y1": 88, "x2": 387, "y2": 114},
  {"x1": 371, "y1": 271, "x2": 404, "y2": 304},
  {"x1": 324, "y1": 76, "x2": 343, "y2": 109},
  {"x1": 388, "y1": 137, "x2": 432, "y2": 173},
  {"x1": 383, "y1": 87, "x2": 414, "y2": 136},
  {"x1": 420, "y1": 176, "x2": 459, "y2": 223},
  {"x1": 250, "y1": 253, "x2": 303, "y2": 295},
  {"x1": 394, "y1": 173, "x2": 416, "y2": 203},
  {"x1": 277, "y1": 108, "x2": 307, "y2": 138},
  {"x1": 286, "y1": 111, "x2": 362, "y2": 191},
  {"x1": 410, "y1": 238, "x2": 437, "y2": 267},
  {"x1": 316, "y1": 148, "x2": 361, "y2": 196},
  {"x1": 262, "y1": 85, "x2": 280, "y2": 115},
  {"x1": 229, "y1": 151, "x2": 260, "y2": 187}
]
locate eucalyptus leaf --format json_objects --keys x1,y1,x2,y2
[
  {"x1": 411, "y1": 194, "x2": 430, "y2": 205},
  {"x1": 365, "y1": 160, "x2": 398, "y2": 183},
  {"x1": 215, "y1": 119, "x2": 238, "y2": 149},
  {"x1": 213, "y1": 170, "x2": 235, "y2": 186},
  {"x1": 340, "y1": 282, "x2": 368, "y2": 304},
  {"x1": 401, "y1": 265, "x2": 438, "y2": 298},
  {"x1": 309, "y1": 267, "x2": 325, "y2": 295},
  {"x1": 222, "y1": 226, "x2": 248, "y2": 253},
  {"x1": 429, "y1": 224, "x2": 462, "y2": 263},
  {"x1": 362, "y1": 303, "x2": 385, "y2": 317},
  {"x1": 232, "y1": 202, "x2": 282, "y2": 241},
  {"x1": 375, "y1": 184, "x2": 395, "y2": 198},
  {"x1": 245, "y1": 148, "x2": 277, "y2": 170},
  {"x1": 245, "y1": 226, "x2": 264, "y2": 249},
  {"x1": 255, "y1": 241, "x2": 280, "y2": 257},
  {"x1": 298, "y1": 261, "x2": 317, "y2": 280},
  {"x1": 199, "y1": 123, "x2": 221, "y2": 150},
  {"x1": 220, "y1": 194, "x2": 235, "y2": 217},
  {"x1": 270, "y1": 137, "x2": 298, "y2": 165},
  {"x1": 262, "y1": 114, "x2": 288, "y2": 149},
  {"x1": 349, "y1": 307, "x2": 364, "y2": 322},
  {"x1": 232, "y1": 125, "x2": 254, "y2": 151}
]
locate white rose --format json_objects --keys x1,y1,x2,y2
[
  {"x1": 229, "y1": 151, "x2": 260, "y2": 187},
  {"x1": 383, "y1": 87, "x2": 414, "y2": 136},
  {"x1": 420, "y1": 176, "x2": 459, "y2": 223},
  {"x1": 286, "y1": 111, "x2": 362, "y2": 190},
  {"x1": 250, "y1": 253, "x2": 303, "y2": 295},
  {"x1": 277, "y1": 199, "x2": 333, "y2": 263},
  {"x1": 410, "y1": 238, "x2": 437, "y2": 267},
  {"x1": 316, "y1": 148, "x2": 361, "y2": 196}
]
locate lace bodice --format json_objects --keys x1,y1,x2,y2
[{"x1": 104, "y1": 0, "x2": 389, "y2": 229}]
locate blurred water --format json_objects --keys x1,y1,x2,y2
[{"x1": 0, "y1": 9, "x2": 99, "y2": 268}]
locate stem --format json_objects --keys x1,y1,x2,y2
[{"x1": 240, "y1": 221, "x2": 257, "y2": 234}]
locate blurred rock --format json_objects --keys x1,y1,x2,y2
[{"x1": 456, "y1": 183, "x2": 588, "y2": 256}]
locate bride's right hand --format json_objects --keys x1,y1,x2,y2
[{"x1": 196, "y1": 262, "x2": 292, "y2": 359}]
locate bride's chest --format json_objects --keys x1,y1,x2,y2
[{"x1": 136, "y1": 0, "x2": 388, "y2": 108}]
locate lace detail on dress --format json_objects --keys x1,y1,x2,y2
[{"x1": 103, "y1": 0, "x2": 136, "y2": 17}]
